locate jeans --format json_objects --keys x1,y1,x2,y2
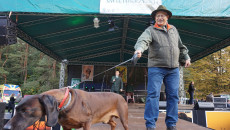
[
  {"x1": 144, "y1": 67, "x2": 179, "y2": 128},
  {"x1": 8, "y1": 102, "x2": 15, "y2": 118},
  {"x1": 189, "y1": 92, "x2": 194, "y2": 104}
]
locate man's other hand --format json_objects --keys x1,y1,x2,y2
[{"x1": 185, "y1": 59, "x2": 191, "y2": 68}]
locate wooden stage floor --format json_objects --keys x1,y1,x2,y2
[{"x1": 79, "y1": 103, "x2": 210, "y2": 130}]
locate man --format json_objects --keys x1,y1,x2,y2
[
  {"x1": 111, "y1": 70, "x2": 123, "y2": 94},
  {"x1": 188, "y1": 81, "x2": 195, "y2": 104},
  {"x1": 134, "y1": 5, "x2": 191, "y2": 130}
]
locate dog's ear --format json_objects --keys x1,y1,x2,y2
[{"x1": 39, "y1": 95, "x2": 59, "y2": 127}]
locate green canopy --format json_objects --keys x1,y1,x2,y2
[{"x1": 0, "y1": 0, "x2": 230, "y2": 66}]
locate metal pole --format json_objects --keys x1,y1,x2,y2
[
  {"x1": 59, "y1": 59, "x2": 68, "y2": 88},
  {"x1": 101, "y1": 75, "x2": 105, "y2": 92},
  {"x1": 179, "y1": 66, "x2": 185, "y2": 103}
]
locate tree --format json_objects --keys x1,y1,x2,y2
[
  {"x1": 0, "y1": 38, "x2": 61, "y2": 95},
  {"x1": 184, "y1": 46, "x2": 230, "y2": 99}
]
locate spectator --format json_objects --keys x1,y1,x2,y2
[
  {"x1": 125, "y1": 83, "x2": 135, "y2": 103},
  {"x1": 8, "y1": 93, "x2": 16, "y2": 117},
  {"x1": 227, "y1": 99, "x2": 230, "y2": 108},
  {"x1": 206, "y1": 92, "x2": 214, "y2": 102},
  {"x1": 187, "y1": 81, "x2": 195, "y2": 104}
]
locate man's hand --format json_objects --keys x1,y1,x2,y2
[
  {"x1": 113, "y1": 79, "x2": 115, "y2": 82},
  {"x1": 120, "y1": 89, "x2": 123, "y2": 92},
  {"x1": 185, "y1": 59, "x2": 191, "y2": 68},
  {"x1": 134, "y1": 50, "x2": 142, "y2": 58}
]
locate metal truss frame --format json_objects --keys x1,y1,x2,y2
[
  {"x1": 17, "y1": 27, "x2": 62, "y2": 61},
  {"x1": 68, "y1": 60, "x2": 147, "y2": 67},
  {"x1": 191, "y1": 36, "x2": 230, "y2": 62},
  {"x1": 2, "y1": 12, "x2": 230, "y2": 20},
  {"x1": 70, "y1": 49, "x2": 120, "y2": 61},
  {"x1": 120, "y1": 17, "x2": 129, "y2": 62}
]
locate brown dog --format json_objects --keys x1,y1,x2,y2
[{"x1": 4, "y1": 88, "x2": 128, "y2": 130}]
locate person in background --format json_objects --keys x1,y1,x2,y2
[
  {"x1": 206, "y1": 92, "x2": 214, "y2": 102},
  {"x1": 188, "y1": 81, "x2": 195, "y2": 104},
  {"x1": 8, "y1": 93, "x2": 16, "y2": 117},
  {"x1": 227, "y1": 99, "x2": 230, "y2": 108},
  {"x1": 111, "y1": 70, "x2": 123, "y2": 94},
  {"x1": 125, "y1": 83, "x2": 135, "y2": 103}
]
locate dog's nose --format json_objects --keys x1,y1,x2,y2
[{"x1": 4, "y1": 123, "x2": 12, "y2": 130}]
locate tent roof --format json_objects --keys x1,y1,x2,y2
[{"x1": 1, "y1": 0, "x2": 230, "y2": 66}]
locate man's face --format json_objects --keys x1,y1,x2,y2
[
  {"x1": 115, "y1": 71, "x2": 119, "y2": 76},
  {"x1": 155, "y1": 11, "x2": 168, "y2": 26}
]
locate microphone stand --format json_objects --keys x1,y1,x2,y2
[{"x1": 101, "y1": 75, "x2": 106, "y2": 92}]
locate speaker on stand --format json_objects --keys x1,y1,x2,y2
[
  {"x1": 194, "y1": 102, "x2": 214, "y2": 111},
  {"x1": 0, "y1": 16, "x2": 17, "y2": 46}
]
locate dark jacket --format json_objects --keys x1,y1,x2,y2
[
  {"x1": 111, "y1": 76, "x2": 123, "y2": 92},
  {"x1": 126, "y1": 84, "x2": 134, "y2": 93},
  {"x1": 188, "y1": 84, "x2": 195, "y2": 93},
  {"x1": 134, "y1": 23, "x2": 190, "y2": 68},
  {"x1": 9, "y1": 96, "x2": 15, "y2": 106}
]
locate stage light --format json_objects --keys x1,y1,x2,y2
[
  {"x1": 108, "y1": 19, "x2": 118, "y2": 31},
  {"x1": 93, "y1": 17, "x2": 100, "y2": 28},
  {"x1": 91, "y1": 86, "x2": 95, "y2": 92},
  {"x1": 85, "y1": 86, "x2": 89, "y2": 92}
]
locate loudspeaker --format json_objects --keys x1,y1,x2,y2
[
  {"x1": 213, "y1": 97, "x2": 227, "y2": 108},
  {"x1": 192, "y1": 110, "x2": 207, "y2": 127},
  {"x1": 194, "y1": 102, "x2": 214, "y2": 110},
  {"x1": 0, "y1": 16, "x2": 17, "y2": 46},
  {"x1": 0, "y1": 35, "x2": 17, "y2": 45},
  {"x1": 0, "y1": 102, "x2": 6, "y2": 130},
  {"x1": 159, "y1": 101, "x2": 167, "y2": 109}
]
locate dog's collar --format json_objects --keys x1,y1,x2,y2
[{"x1": 58, "y1": 87, "x2": 71, "y2": 111}]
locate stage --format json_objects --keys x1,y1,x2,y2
[
  {"x1": 5, "y1": 103, "x2": 229, "y2": 130},
  {"x1": 79, "y1": 103, "x2": 210, "y2": 130}
]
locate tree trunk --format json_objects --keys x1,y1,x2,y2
[
  {"x1": 20, "y1": 41, "x2": 24, "y2": 81},
  {"x1": 23, "y1": 44, "x2": 29, "y2": 84},
  {"x1": 52, "y1": 60, "x2": 56, "y2": 78},
  {"x1": 0, "y1": 46, "x2": 2, "y2": 60},
  {"x1": 2, "y1": 48, "x2": 8, "y2": 67},
  {"x1": 40, "y1": 53, "x2": 44, "y2": 60},
  {"x1": 2, "y1": 47, "x2": 9, "y2": 83},
  {"x1": 3, "y1": 74, "x2": 7, "y2": 84}
]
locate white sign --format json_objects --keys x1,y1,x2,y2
[{"x1": 100, "y1": 0, "x2": 162, "y2": 14}]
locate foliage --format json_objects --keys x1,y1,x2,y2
[
  {"x1": 0, "y1": 38, "x2": 60, "y2": 95},
  {"x1": 184, "y1": 46, "x2": 230, "y2": 99}
]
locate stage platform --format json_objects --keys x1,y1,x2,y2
[{"x1": 79, "y1": 103, "x2": 210, "y2": 130}]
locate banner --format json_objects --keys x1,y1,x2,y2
[
  {"x1": 81, "y1": 65, "x2": 94, "y2": 81},
  {"x1": 100, "y1": 0, "x2": 162, "y2": 14},
  {"x1": 116, "y1": 66, "x2": 127, "y2": 83}
]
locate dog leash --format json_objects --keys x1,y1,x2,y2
[{"x1": 69, "y1": 53, "x2": 140, "y2": 88}]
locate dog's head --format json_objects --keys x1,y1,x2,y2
[{"x1": 4, "y1": 94, "x2": 59, "y2": 130}]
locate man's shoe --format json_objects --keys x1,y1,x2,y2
[
  {"x1": 167, "y1": 126, "x2": 177, "y2": 130},
  {"x1": 147, "y1": 128, "x2": 155, "y2": 130}
]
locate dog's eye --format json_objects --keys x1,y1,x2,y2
[{"x1": 21, "y1": 109, "x2": 28, "y2": 114}]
